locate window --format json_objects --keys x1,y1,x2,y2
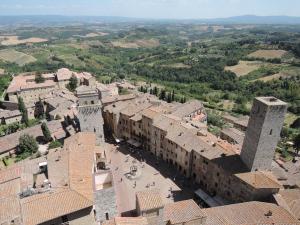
[
  {"x1": 269, "y1": 129, "x2": 273, "y2": 135},
  {"x1": 105, "y1": 213, "x2": 109, "y2": 220},
  {"x1": 91, "y1": 100, "x2": 94, "y2": 105}
]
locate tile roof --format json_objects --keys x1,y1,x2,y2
[
  {"x1": 141, "y1": 108, "x2": 160, "y2": 120},
  {"x1": 152, "y1": 114, "x2": 177, "y2": 132},
  {"x1": 136, "y1": 189, "x2": 163, "y2": 211},
  {"x1": 0, "y1": 178, "x2": 21, "y2": 198},
  {"x1": 0, "y1": 166, "x2": 21, "y2": 184},
  {"x1": 274, "y1": 189, "x2": 300, "y2": 220},
  {"x1": 66, "y1": 132, "x2": 96, "y2": 202},
  {"x1": 203, "y1": 201, "x2": 300, "y2": 225},
  {"x1": 103, "y1": 217, "x2": 149, "y2": 225},
  {"x1": 101, "y1": 94, "x2": 136, "y2": 105},
  {"x1": 0, "y1": 120, "x2": 64, "y2": 154},
  {"x1": 56, "y1": 68, "x2": 74, "y2": 81},
  {"x1": 220, "y1": 127, "x2": 245, "y2": 145},
  {"x1": 0, "y1": 109, "x2": 21, "y2": 119},
  {"x1": 0, "y1": 196, "x2": 22, "y2": 225},
  {"x1": 6, "y1": 73, "x2": 56, "y2": 93},
  {"x1": 21, "y1": 189, "x2": 93, "y2": 225},
  {"x1": 235, "y1": 171, "x2": 282, "y2": 189},
  {"x1": 171, "y1": 100, "x2": 203, "y2": 118},
  {"x1": 164, "y1": 200, "x2": 206, "y2": 224},
  {"x1": 121, "y1": 102, "x2": 152, "y2": 117}
]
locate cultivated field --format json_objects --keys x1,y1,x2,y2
[
  {"x1": 0, "y1": 36, "x2": 48, "y2": 46},
  {"x1": 257, "y1": 67, "x2": 300, "y2": 82},
  {"x1": 73, "y1": 32, "x2": 108, "y2": 38},
  {"x1": 111, "y1": 39, "x2": 160, "y2": 48},
  {"x1": 0, "y1": 49, "x2": 36, "y2": 66},
  {"x1": 248, "y1": 50, "x2": 287, "y2": 59},
  {"x1": 161, "y1": 63, "x2": 191, "y2": 69},
  {"x1": 225, "y1": 60, "x2": 263, "y2": 77}
]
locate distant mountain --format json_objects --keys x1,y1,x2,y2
[
  {"x1": 204, "y1": 15, "x2": 300, "y2": 24},
  {"x1": 0, "y1": 15, "x2": 300, "y2": 26}
]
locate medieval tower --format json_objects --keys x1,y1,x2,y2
[
  {"x1": 77, "y1": 86, "x2": 104, "y2": 145},
  {"x1": 240, "y1": 97, "x2": 287, "y2": 171}
]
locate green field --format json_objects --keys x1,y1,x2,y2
[{"x1": 0, "y1": 49, "x2": 36, "y2": 66}]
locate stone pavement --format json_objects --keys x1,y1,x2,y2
[{"x1": 106, "y1": 143, "x2": 195, "y2": 215}]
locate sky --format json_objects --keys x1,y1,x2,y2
[{"x1": 0, "y1": 0, "x2": 299, "y2": 19}]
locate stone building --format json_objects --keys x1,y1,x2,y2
[
  {"x1": 6, "y1": 73, "x2": 56, "y2": 103},
  {"x1": 105, "y1": 190, "x2": 298, "y2": 225},
  {"x1": 103, "y1": 95, "x2": 287, "y2": 204},
  {"x1": 76, "y1": 86, "x2": 104, "y2": 145},
  {"x1": 0, "y1": 132, "x2": 102, "y2": 225},
  {"x1": 240, "y1": 97, "x2": 287, "y2": 171},
  {"x1": 136, "y1": 190, "x2": 164, "y2": 225}
]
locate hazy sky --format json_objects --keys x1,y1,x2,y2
[{"x1": 0, "y1": 0, "x2": 299, "y2": 19}]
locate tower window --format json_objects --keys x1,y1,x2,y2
[
  {"x1": 91, "y1": 100, "x2": 94, "y2": 104},
  {"x1": 269, "y1": 129, "x2": 273, "y2": 135}
]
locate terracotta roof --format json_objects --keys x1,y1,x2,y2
[
  {"x1": 103, "y1": 217, "x2": 149, "y2": 225},
  {"x1": 66, "y1": 132, "x2": 96, "y2": 202},
  {"x1": 235, "y1": 171, "x2": 282, "y2": 189},
  {"x1": 136, "y1": 189, "x2": 163, "y2": 211},
  {"x1": 0, "y1": 166, "x2": 21, "y2": 184},
  {"x1": 0, "y1": 120, "x2": 64, "y2": 154},
  {"x1": 0, "y1": 109, "x2": 21, "y2": 119},
  {"x1": 171, "y1": 100, "x2": 203, "y2": 118},
  {"x1": 153, "y1": 114, "x2": 177, "y2": 132},
  {"x1": 141, "y1": 108, "x2": 160, "y2": 120},
  {"x1": 130, "y1": 113, "x2": 142, "y2": 122},
  {"x1": 220, "y1": 127, "x2": 245, "y2": 145},
  {"x1": 56, "y1": 68, "x2": 74, "y2": 81},
  {"x1": 7, "y1": 73, "x2": 56, "y2": 93},
  {"x1": 0, "y1": 196, "x2": 22, "y2": 225},
  {"x1": 101, "y1": 94, "x2": 136, "y2": 105},
  {"x1": 121, "y1": 102, "x2": 152, "y2": 117},
  {"x1": 21, "y1": 189, "x2": 93, "y2": 225},
  {"x1": 0, "y1": 178, "x2": 21, "y2": 198},
  {"x1": 164, "y1": 200, "x2": 206, "y2": 224},
  {"x1": 203, "y1": 201, "x2": 300, "y2": 225},
  {"x1": 274, "y1": 189, "x2": 300, "y2": 220}
]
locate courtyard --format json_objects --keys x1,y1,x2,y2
[{"x1": 105, "y1": 142, "x2": 196, "y2": 215}]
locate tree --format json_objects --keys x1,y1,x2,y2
[
  {"x1": 291, "y1": 118, "x2": 300, "y2": 129},
  {"x1": 35, "y1": 73, "x2": 45, "y2": 83},
  {"x1": 294, "y1": 134, "x2": 300, "y2": 156},
  {"x1": 18, "y1": 96, "x2": 29, "y2": 125},
  {"x1": 171, "y1": 90, "x2": 175, "y2": 102},
  {"x1": 18, "y1": 134, "x2": 38, "y2": 156},
  {"x1": 159, "y1": 89, "x2": 166, "y2": 100},
  {"x1": 22, "y1": 109, "x2": 29, "y2": 126},
  {"x1": 18, "y1": 97, "x2": 26, "y2": 113},
  {"x1": 67, "y1": 75, "x2": 78, "y2": 92},
  {"x1": 41, "y1": 122, "x2": 52, "y2": 142},
  {"x1": 48, "y1": 140, "x2": 62, "y2": 150},
  {"x1": 167, "y1": 92, "x2": 172, "y2": 103},
  {"x1": 153, "y1": 86, "x2": 158, "y2": 96}
]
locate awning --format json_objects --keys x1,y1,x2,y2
[
  {"x1": 127, "y1": 139, "x2": 141, "y2": 147},
  {"x1": 194, "y1": 188, "x2": 224, "y2": 207}
]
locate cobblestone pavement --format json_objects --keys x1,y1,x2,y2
[{"x1": 106, "y1": 143, "x2": 195, "y2": 215}]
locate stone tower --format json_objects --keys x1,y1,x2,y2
[
  {"x1": 76, "y1": 86, "x2": 104, "y2": 145},
  {"x1": 240, "y1": 97, "x2": 287, "y2": 171}
]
